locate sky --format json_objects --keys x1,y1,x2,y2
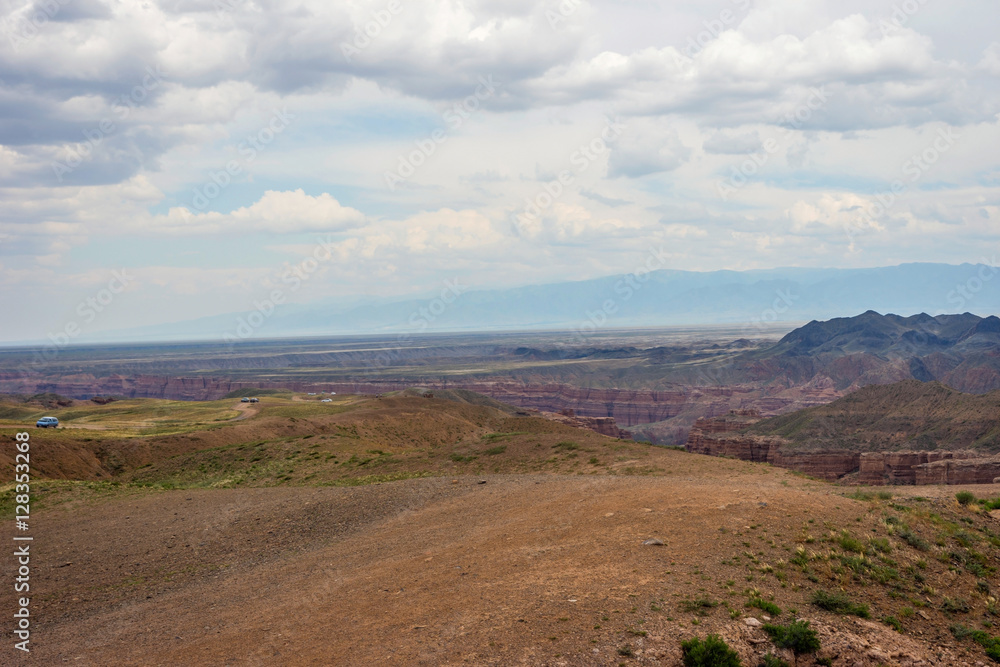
[{"x1": 0, "y1": 0, "x2": 999, "y2": 342}]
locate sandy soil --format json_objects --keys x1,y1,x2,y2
[{"x1": 20, "y1": 470, "x2": 1000, "y2": 666}]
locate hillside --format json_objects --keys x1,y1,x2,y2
[
  {"x1": 740, "y1": 312, "x2": 1000, "y2": 394},
  {"x1": 746, "y1": 380, "x2": 1000, "y2": 453},
  {"x1": 5, "y1": 391, "x2": 1000, "y2": 664}
]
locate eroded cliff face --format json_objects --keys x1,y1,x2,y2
[
  {"x1": 545, "y1": 410, "x2": 632, "y2": 439},
  {"x1": 0, "y1": 373, "x2": 840, "y2": 444},
  {"x1": 685, "y1": 413, "x2": 1000, "y2": 485}
]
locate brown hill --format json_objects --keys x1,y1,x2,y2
[
  {"x1": 746, "y1": 380, "x2": 1000, "y2": 453},
  {"x1": 6, "y1": 390, "x2": 1000, "y2": 664}
]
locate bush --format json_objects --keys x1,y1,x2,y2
[
  {"x1": 942, "y1": 597, "x2": 971, "y2": 614},
  {"x1": 680, "y1": 596, "x2": 719, "y2": 615},
  {"x1": 748, "y1": 595, "x2": 782, "y2": 616},
  {"x1": 758, "y1": 654, "x2": 789, "y2": 667},
  {"x1": 951, "y1": 624, "x2": 1000, "y2": 662},
  {"x1": 837, "y1": 531, "x2": 866, "y2": 554},
  {"x1": 762, "y1": 619, "x2": 821, "y2": 656},
  {"x1": 681, "y1": 634, "x2": 742, "y2": 667},
  {"x1": 956, "y1": 491, "x2": 977, "y2": 506},
  {"x1": 811, "y1": 590, "x2": 870, "y2": 618},
  {"x1": 896, "y1": 527, "x2": 931, "y2": 551},
  {"x1": 882, "y1": 615, "x2": 903, "y2": 632}
]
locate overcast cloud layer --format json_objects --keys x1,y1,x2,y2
[{"x1": 1, "y1": 0, "x2": 999, "y2": 341}]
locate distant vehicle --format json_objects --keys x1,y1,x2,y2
[
  {"x1": 308, "y1": 392, "x2": 316, "y2": 395},
  {"x1": 240, "y1": 397, "x2": 250, "y2": 403},
  {"x1": 321, "y1": 398, "x2": 333, "y2": 402},
  {"x1": 330, "y1": 392, "x2": 336, "y2": 395},
  {"x1": 250, "y1": 397, "x2": 259, "y2": 403},
  {"x1": 36, "y1": 416, "x2": 59, "y2": 428}
]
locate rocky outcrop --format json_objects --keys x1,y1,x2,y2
[
  {"x1": 686, "y1": 426, "x2": 861, "y2": 481},
  {"x1": 858, "y1": 451, "x2": 980, "y2": 485},
  {"x1": 546, "y1": 410, "x2": 632, "y2": 439},
  {"x1": 686, "y1": 412, "x2": 1000, "y2": 484},
  {"x1": 914, "y1": 456, "x2": 1000, "y2": 485}
]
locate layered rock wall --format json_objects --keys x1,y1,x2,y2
[
  {"x1": 686, "y1": 413, "x2": 1000, "y2": 485},
  {"x1": 914, "y1": 457, "x2": 1000, "y2": 485}
]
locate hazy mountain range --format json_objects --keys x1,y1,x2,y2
[{"x1": 84, "y1": 262, "x2": 1000, "y2": 344}]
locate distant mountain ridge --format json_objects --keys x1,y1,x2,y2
[
  {"x1": 79, "y1": 262, "x2": 1000, "y2": 344},
  {"x1": 768, "y1": 311, "x2": 1000, "y2": 358},
  {"x1": 721, "y1": 311, "x2": 1000, "y2": 394}
]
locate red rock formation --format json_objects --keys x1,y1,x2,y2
[
  {"x1": 0, "y1": 372, "x2": 838, "y2": 445},
  {"x1": 914, "y1": 457, "x2": 1000, "y2": 485},
  {"x1": 858, "y1": 451, "x2": 981, "y2": 485},
  {"x1": 686, "y1": 413, "x2": 997, "y2": 485},
  {"x1": 546, "y1": 410, "x2": 632, "y2": 439}
]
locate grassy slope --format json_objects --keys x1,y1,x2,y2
[
  {"x1": 746, "y1": 380, "x2": 1000, "y2": 452},
  {"x1": 0, "y1": 392, "x2": 664, "y2": 516}
]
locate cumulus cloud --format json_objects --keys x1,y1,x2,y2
[
  {"x1": 608, "y1": 121, "x2": 690, "y2": 178},
  {"x1": 1, "y1": 0, "x2": 1000, "y2": 339},
  {"x1": 152, "y1": 190, "x2": 366, "y2": 235},
  {"x1": 703, "y1": 130, "x2": 763, "y2": 155}
]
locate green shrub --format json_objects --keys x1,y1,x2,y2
[
  {"x1": 811, "y1": 590, "x2": 870, "y2": 618},
  {"x1": 680, "y1": 596, "x2": 719, "y2": 615},
  {"x1": 837, "y1": 531, "x2": 866, "y2": 554},
  {"x1": 896, "y1": 527, "x2": 930, "y2": 551},
  {"x1": 747, "y1": 595, "x2": 782, "y2": 616},
  {"x1": 942, "y1": 597, "x2": 971, "y2": 614},
  {"x1": 681, "y1": 634, "x2": 742, "y2": 667},
  {"x1": 758, "y1": 654, "x2": 789, "y2": 667},
  {"x1": 951, "y1": 624, "x2": 1000, "y2": 662},
  {"x1": 956, "y1": 491, "x2": 977, "y2": 506},
  {"x1": 762, "y1": 619, "x2": 821, "y2": 656},
  {"x1": 882, "y1": 615, "x2": 903, "y2": 632}
]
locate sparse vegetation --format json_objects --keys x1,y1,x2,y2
[
  {"x1": 951, "y1": 624, "x2": 1000, "y2": 662},
  {"x1": 762, "y1": 619, "x2": 821, "y2": 657},
  {"x1": 680, "y1": 596, "x2": 720, "y2": 616},
  {"x1": 811, "y1": 590, "x2": 870, "y2": 618},
  {"x1": 680, "y1": 634, "x2": 742, "y2": 667},
  {"x1": 956, "y1": 491, "x2": 977, "y2": 506},
  {"x1": 758, "y1": 655, "x2": 789, "y2": 667}
]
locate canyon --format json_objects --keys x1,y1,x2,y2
[
  {"x1": 2, "y1": 311, "x2": 999, "y2": 445},
  {"x1": 686, "y1": 407, "x2": 1000, "y2": 485}
]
